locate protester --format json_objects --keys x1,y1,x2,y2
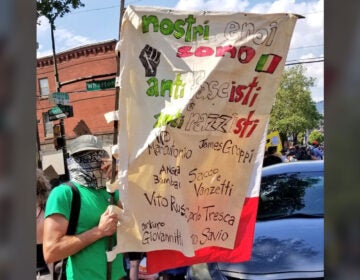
[
  {"x1": 294, "y1": 144, "x2": 312, "y2": 160},
  {"x1": 263, "y1": 146, "x2": 283, "y2": 167},
  {"x1": 137, "y1": 255, "x2": 159, "y2": 280},
  {"x1": 280, "y1": 148, "x2": 288, "y2": 162},
  {"x1": 36, "y1": 168, "x2": 52, "y2": 280},
  {"x1": 311, "y1": 141, "x2": 324, "y2": 160},
  {"x1": 283, "y1": 146, "x2": 297, "y2": 162},
  {"x1": 160, "y1": 266, "x2": 188, "y2": 279},
  {"x1": 127, "y1": 252, "x2": 142, "y2": 280},
  {"x1": 43, "y1": 134, "x2": 126, "y2": 280}
]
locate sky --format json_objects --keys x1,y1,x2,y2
[{"x1": 36, "y1": 0, "x2": 324, "y2": 102}]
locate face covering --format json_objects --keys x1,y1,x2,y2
[{"x1": 67, "y1": 150, "x2": 109, "y2": 189}]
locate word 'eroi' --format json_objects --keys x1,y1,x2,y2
[{"x1": 224, "y1": 21, "x2": 278, "y2": 46}]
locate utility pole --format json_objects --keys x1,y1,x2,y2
[
  {"x1": 107, "y1": 2, "x2": 125, "y2": 279},
  {"x1": 110, "y1": 0, "x2": 125, "y2": 179},
  {"x1": 50, "y1": 20, "x2": 69, "y2": 181},
  {"x1": 36, "y1": 39, "x2": 42, "y2": 170},
  {"x1": 36, "y1": 120, "x2": 42, "y2": 169}
]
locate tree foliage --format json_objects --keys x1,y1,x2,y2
[
  {"x1": 269, "y1": 65, "x2": 322, "y2": 145},
  {"x1": 36, "y1": 0, "x2": 84, "y2": 28},
  {"x1": 308, "y1": 130, "x2": 324, "y2": 144}
]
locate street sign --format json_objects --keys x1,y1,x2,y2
[
  {"x1": 49, "y1": 92, "x2": 70, "y2": 105},
  {"x1": 48, "y1": 104, "x2": 73, "y2": 121},
  {"x1": 86, "y1": 78, "x2": 115, "y2": 91}
]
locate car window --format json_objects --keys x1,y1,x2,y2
[{"x1": 257, "y1": 171, "x2": 323, "y2": 220}]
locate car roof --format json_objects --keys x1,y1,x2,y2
[{"x1": 262, "y1": 160, "x2": 324, "y2": 177}]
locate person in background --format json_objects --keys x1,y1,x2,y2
[
  {"x1": 311, "y1": 141, "x2": 324, "y2": 160},
  {"x1": 295, "y1": 145, "x2": 312, "y2": 160},
  {"x1": 280, "y1": 148, "x2": 288, "y2": 162},
  {"x1": 263, "y1": 146, "x2": 283, "y2": 167},
  {"x1": 285, "y1": 151, "x2": 297, "y2": 162},
  {"x1": 127, "y1": 252, "x2": 142, "y2": 280},
  {"x1": 284, "y1": 146, "x2": 297, "y2": 162},
  {"x1": 36, "y1": 168, "x2": 52, "y2": 279},
  {"x1": 43, "y1": 134, "x2": 126, "y2": 280},
  {"x1": 160, "y1": 266, "x2": 188, "y2": 279}
]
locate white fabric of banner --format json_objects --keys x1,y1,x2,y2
[{"x1": 112, "y1": 5, "x2": 298, "y2": 257}]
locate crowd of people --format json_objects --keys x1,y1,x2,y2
[{"x1": 263, "y1": 140, "x2": 324, "y2": 167}]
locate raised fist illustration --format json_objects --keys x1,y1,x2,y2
[{"x1": 139, "y1": 44, "x2": 161, "y2": 77}]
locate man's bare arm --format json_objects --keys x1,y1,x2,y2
[{"x1": 43, "y1": 206, "x2": 119, "y2": 263}]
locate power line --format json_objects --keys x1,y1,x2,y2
[
  {"x1": 289, "y1": 44, "x2": 323, "y2": 51},
  {"x1": 63, "y1": 5, "x2": 323, "y2": 56},
  {"x1": 42, "y1": 3, "x2": 324, "y2": 71},
  {"x1": 52, "y1": 2, "x2": 324, "y2": 55},
  {"x1": 68, "y1": 2, "x2": 323, "y2": 17},
  {"x1": 68, "y1": 5, "x2": 119, "y2": 14},
  {"x1": 291, "y1": 44, "x2": 323, "y2": 50},
  {"x1": 286, "y1": 56, "x2": 324, "y2": 63},
  {"x1": 285, "y1": 58, "x2": 324, "y2": 66}
]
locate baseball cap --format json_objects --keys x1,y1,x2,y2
[{"x1": 68, "y1": 134, "x2": 104, "y2": 156}]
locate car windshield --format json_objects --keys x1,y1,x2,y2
[{"x1": 257, "y1": 171, "x2": 323, "y2": 220}]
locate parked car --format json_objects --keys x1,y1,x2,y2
[{"x1": 205, "y1": 161, "x2": 324, "y2": 280}]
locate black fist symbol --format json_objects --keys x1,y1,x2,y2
[{"x1": 139, "y1": 44, "x2": 161, "y2": 77}]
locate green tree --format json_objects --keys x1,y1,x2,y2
[
  {"x1": 269, "y1": 65, "x2": 322, "y2": 145},
  {"x1": 37, "y1": 0, "x2": 85, "y2": 91},
  {"x1": 37, "y1": 0, "x2": 85, "y2": 28},
  {"x1": 308, "y1": 130, "x2": 324, "y2": 144},
  {"x1": 36, "y1": 0, "x2": 85, "y2": 180}
]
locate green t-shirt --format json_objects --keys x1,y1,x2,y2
[{"x1": 45, "y1": 182, "x2": 126, "y2": 280}]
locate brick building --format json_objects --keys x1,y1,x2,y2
[{"x1": 36, "y1": 39, "x2": 118, "y2": 176}]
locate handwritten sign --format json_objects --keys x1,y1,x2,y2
[{"x1": 113, "y1": 6, "x2": 299, "y2": 270}]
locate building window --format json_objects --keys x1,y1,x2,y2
[
  {"x1": 43, "y1": 112, "x2": 53, "y2": 138},
  {"x1": 39, "y1": 78, "x2": 50, "y2": 97}
]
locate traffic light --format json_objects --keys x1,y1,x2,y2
[{"x1": 53, "y1": 124, "x2": 64, "y2": 150}]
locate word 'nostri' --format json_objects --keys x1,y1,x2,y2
[
  {"x1": 142, "y1": 15, "x2": 209, "y2": 42},
  {"x1": 141, "y1": 15, "x2": 278, "y2": 46}
]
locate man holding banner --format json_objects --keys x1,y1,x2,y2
[
  {"x1": 108, "y1": 5, "x2": 301, "y2": 274},
  {"x1": 43, "y1": 135, "x2": 126, "y2": 280}
]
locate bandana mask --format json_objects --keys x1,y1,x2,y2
[{"x1": 67, "y1": 150, "x2": 109, "y2": 189}]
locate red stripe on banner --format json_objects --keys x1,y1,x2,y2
[
  {"x1": 266, "y1": 54, "x2": 282, "y2": 74},
  {"x1": 146, "y1": 196, "x2": 259, "y2": 274}
]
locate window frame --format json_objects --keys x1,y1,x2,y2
[{"x1": 39, "y1": 77, "x2": 50, "y2": 97}]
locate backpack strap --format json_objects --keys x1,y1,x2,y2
[
  {"x1": 65, "y1": 181, "x2": 81, "y2": 235},
  {"x1": 51, "y1": 182, "x2": 81, "y2": 280}
]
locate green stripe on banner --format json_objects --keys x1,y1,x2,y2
[
  {"x1": 255, "y1": 54, "x2": 282, "y2": 74},
  {"x1": 255, "y1": 54, "x2": 268, "y2": 72}
]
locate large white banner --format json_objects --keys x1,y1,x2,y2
[{"x1": 113, "y1": 5, "x2": 298, "y2": 258}]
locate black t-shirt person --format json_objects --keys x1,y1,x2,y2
[{"x1": 263, "y1": 146, "x2": 283, "y2": 167}]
